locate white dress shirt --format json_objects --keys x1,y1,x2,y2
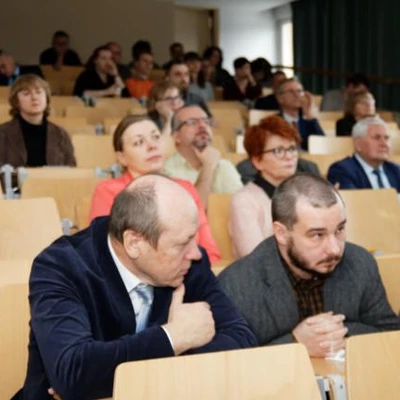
[
  {"x1": 354, "y1": 153, "x2": 391, "y2": 189},
  {"x1": 107, "y1": 236, "x2": 174, "y2": 348}
]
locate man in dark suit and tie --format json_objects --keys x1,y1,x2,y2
[
  {"x1": 0, "y1": 53, "x2": 43, "y2": 86},
  {"x1": 276, "y1": 77, "x2": 325, "y2": 151},
  {"x1": 327, "y1": 116, "x2": 400, "y2": 192},
  {"x1": 219, "y1": 174, "x2": 400, "y2": 358},
  {"x1": 19, "y1": 174, "x2": 256, "y2": 400}
]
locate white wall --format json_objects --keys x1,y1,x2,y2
[
  {"x1": 0, "y1": 0, "x2": 175, "y2": 65},
  {"x1": 218, "y1": 6, "x2": 277, "y2": 74}
]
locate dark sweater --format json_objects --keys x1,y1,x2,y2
[{"x1": 19, "y1": 115, "x2": 47, "y2": 167}]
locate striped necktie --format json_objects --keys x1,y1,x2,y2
[
  {"x1": 134, "y1": 284, "x2": 153, "y2": 333},
  {"x1": 372, "y1": 169, "x2": 385, "y2": 189}
]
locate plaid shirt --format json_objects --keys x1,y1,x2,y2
[{"x1": 282, "y1": 257, "x2": 326, "y2": 320}]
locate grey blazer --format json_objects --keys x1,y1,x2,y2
[
  {"x1": 0, "y1": 118, "x2": 76, "y2": 168},
  {"x1": 219, "y1": 237, "x2": 400, "y2": 346}
]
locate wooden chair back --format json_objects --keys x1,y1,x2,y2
[
  {"x1": 318, "y1": 111, "x2": 342, "y2": 121},
  {"x1": 208, "y1": 193, "x2": 234, "y2": 262},
  {"x1": 72, "y1": 134, "x2": 116, "y2": 168},
  {"x1": 48, "y1": 116, "x2": 95, "y2": 135},
  {"x1": 0, "y1": 198, "x2": 62, "y2": 260},
  {"x1": 0, "y1": 260, "x2": 32, "y2": 288},
  {"x1": 340, "y1": 188, "x2": 400, "y2": 254},
  {"x1": 375, "y1": 254, "x2": 400, "y2": 314},
  {"x1": 0, "y1": 86, "x2": 10, "y2": 101},
  {"x1": 21, "y1": 172, "x2": 102, "y2": 229},
  {"x1": 308, "y1": 136, "x2": 354, "y2": 155},
  {"x1": 300, "y1": 153, "x2": 348, "y2": 177},
  {"x1": 248, "y1": 109, "x2": 278, "y2": 125},
  {"x1": 0, "y1": 284, "x2": 30, "y2": 400},
  {"x1": 346, "y1": 331, "x2": 400, "y2": 400},
  {"x1": 65, "y1": 105, "x2": 127, "y2": 125},
  {"x1": 113, "y1": 344, "x2": 321, "y2": 400}
]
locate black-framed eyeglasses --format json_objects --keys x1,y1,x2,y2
[
  {"x1": 262, "y1": 145, "x2": 299, "y2": 159},
  {"x1": 177, "y1": 117, "x2": 213, "y2": 130},
  {"x1": 161, "y1": 95, "x2": 182, "y2": 103}
]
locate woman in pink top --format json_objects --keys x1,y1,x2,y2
[
  {"x1": 230, "y1": 115, "x2": 301, "y2": 258},
  {"x1": 89, "y1": 114, "x2": 221, "y2": 263}
]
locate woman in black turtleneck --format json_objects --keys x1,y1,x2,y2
[
  {"x1": 0, "y1": 74, "x2": 76, "y2": 168},
  {"x1": 229, "y1": 115, "x2": 301, "y2": 258}
]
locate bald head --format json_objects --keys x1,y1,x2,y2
[
  {"x1": 109, "y1": 174, "x2": 198, "y2": 248},
  {"x1": 0, "y1": 54, "x2": 16, "y2": 77}
]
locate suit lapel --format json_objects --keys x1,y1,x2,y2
[
  {"x1": 352, "y1": 155, "x2": 373, "y2": 188},
  {"x1": 93, "y1": 217, "x2": 137, "y2": 334}
]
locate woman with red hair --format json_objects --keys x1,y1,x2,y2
[{"x1": 230, "y1": 115, "x2": 301, "y2": 258}]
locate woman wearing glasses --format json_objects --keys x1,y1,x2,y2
[
  {"x1": 230, "y1": 115, "x2": 300, "y2": 258},
  {"x1": 89, "y1": 114, "x2": 220, "y2": 263}
]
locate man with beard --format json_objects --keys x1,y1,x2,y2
[
  {"x1": 165, "y1": 61, "x2": 211, "y2": 117},
  {"x1": 219, "y1": 173, "x2": 400, "y2": 358},
  {"x1": 164, "y1": 105, "x2": 243, "y2": 207}
]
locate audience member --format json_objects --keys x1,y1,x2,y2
[
  {"x1": 250, "y1": 57, "x2": 273, "y2": 88},
  {"x1": 19, "y1": 174, "x2": 255, "y2": 399},
  {"x1": 231, "y1": 116, "x2": 303, "y2": 258},
  {"x1": 320, "y1": 72, "x2": 370, "y2": 111},
  {"x1": 336, "y1": 91, "x2": 376, "y2": 136},
  {"x1": 164, "y1": 105, "x2": 243, "y2": 206},
  {"x1": 147, "y1": 81, "x2": 184, "y2": 133},
  {"x1": 125, "y1": 51, "x2": 154, "y2": 100},
  {"x1": 163, "y1": 42, "x2": 185, "y2": 70},
  {"x1": 222, "y1": 57, "x2": 262, "y2": 102},
  {"x1": 106, "y1": 41, "x2": 130, "y2": 80},
  {"x1": 166, "y1": 61, "x2": 211, "y2": 116},
  {"x1": 131, "y1": 40, "x2": 154, "y2": 64},
  {"x1": 254, "y1": 71, "x2": 287, "y2": 110},
  {"x1": 220, "y1": 173, "x2": 400, "y2": 358},
  {"x1": 328, "y1": 116, "x2": 400, "y2": 192},
  {"x1": 0, "y1": 74, "x2": 76, "y2": 168},
  {"x1": 89, "y1": 115, "x2": 220, "y2": 263},
  {"x1": 39, "y1": 30, "x2": 81, "y2": 68},
  {"x1": 276, "y1": 77, "x2": 324, "y2": 150},
  {"x1": 184, "y1": 52, "x2": 214, "y2": 102},
  {"x1": 0, "y1": 53, "x2": 43, "y2": 86},
  {"x1": 73, "y1": 45, "x2": 125, "y2": 98},
  {"x1": 202, "y1": 46, "x2": 232, "y2": 87}
]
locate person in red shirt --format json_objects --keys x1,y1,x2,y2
[
  {"x1": 89, "y1": 114, "x2": 221, "y2": 263},
  {"x1": 125, "y1": 51, "x2": 154, "y2": 100}
]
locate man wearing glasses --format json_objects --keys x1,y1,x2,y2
[
  {"x1": 164, "y1": 105, "x2": 243, "y2": 206},
  {"x1": 276, "y1": 77, "x2": 325, "y2": 150}
]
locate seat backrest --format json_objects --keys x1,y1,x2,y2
[
  {"x1": 0, "y1": 198, "x2": 62, "y2": 260},
  {"x1": 0, "y1": 260, "x2": 32, "y2": 288},
  {"x1": 0, "y1": 284, "x2": 30, "y2": 400},
  {"x1": 49, "y1": 116, "x2": 95, "y2": 135},
  {"x1": 346, "y1": 331, "x2": 400, "y2": 400},
  {"x1": 300, "y1": 153, "x2": 348, "y2": 177},
  {"x1": 248, "y1": 109, "x2": 278, "y2": 125},
  {"x1": 113, "y1": 344, "x2": 321, "y2": 400},
  {"x1": 65, "y1": 105, "x2": 127, "y2": 125},
  {"x1": 308, "y1": 135, "x2": 354, "y2": 155},
  {"x1": 72, "y1": 134, "x2": 116, "y2": 168},
  {"x1": 50, "y1": 96, "x2": 85, "y2": 117},
  {"x1": 0, "y1": 103, "x2": 10, "y2": 117},
  {"x1": 339, "y1": 188, "x2": 400, "y2": 253},
  {"x1": 318, "y1": 111, "x2": 343, "y2": 121},
  {"x1": 375, "y1": 254, "x2": 400, "y2": 314},
  {"x1": 208, "y1": 193, "x2": 234, "y2": 261},
  {"x1": 0, "y1": 86, "x2": 10, "y2": 101},
  {"x1": 21, "y1": 175, "x2": 102, "y2": 229}
]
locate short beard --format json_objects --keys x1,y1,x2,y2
[{"x1": 287, "y1": 238, "x2": 341, "y2": 280}]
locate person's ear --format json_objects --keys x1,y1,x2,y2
[
  {"x1": 251, "y1": 155, "x2": 263, "y2": 172},
  {"x1": 116, "y1": 151, "x2": 128, "y2": 167},
  {"x1": 273, "y1": 221, "x2": 290, "y2": 246},
  {"x1": 122, "y1": 230, "x2": 142, "y2": 259}
]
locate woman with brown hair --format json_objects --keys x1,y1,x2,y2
[
  {"x1": 89, "y1": 114, "x2": 220, "y2": 263},
  {"x1": 0, "y1": 74, "x2": 76, "y2": 167},
  {"x1": 230, "y1": 115, "x2": 301, "y2": 258},
  {"x1": 336, "y1": 91, "x2": 376, "y2": 136}
]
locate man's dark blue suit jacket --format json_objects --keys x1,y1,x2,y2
[
  {"x1": 19, "y1": 217, "x2": 257, "y2": 400},
  {"x1": 327, "y1": 155, "x2": 400, "y2": 192}
]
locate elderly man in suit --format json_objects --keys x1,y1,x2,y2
[
  {"x1": 219, "y1": 173, "x2": 400, "y2": 358},
  {"x1": 327, "y1": 116, "x2": 400, "y2": 192},
  {"x1": 18, "y1": 174, "x2": 256, "y2": 400}
]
